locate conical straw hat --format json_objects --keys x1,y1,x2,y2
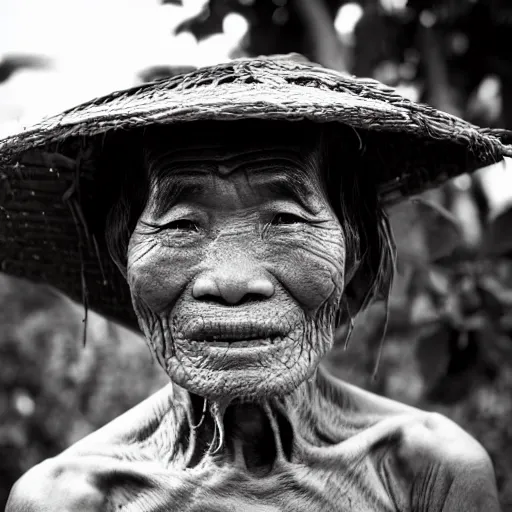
[{"x1": 1, "y1": 54, "x2": 511, "y2": 329}]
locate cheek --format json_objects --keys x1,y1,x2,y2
[
  {"x1": 126, "y1": 233, "x2": 201, "y2": 313},
  {"x1": 267, "y1": 228, "x2": 345, "y2": 313}
]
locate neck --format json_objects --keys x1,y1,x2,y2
[
  {"x1": 184, "y1": 365, "x2": 347, "y2": 473},
  {"x1": 187, "y1": 394, "x2": 291, "y2": 475}
]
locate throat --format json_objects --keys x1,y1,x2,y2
[
  {"x1": 226, "y1": 402, "x2": 290, "y2": 474},
  {"x1": 188, "y1": 394, "x2": 293, "y2": 475}
]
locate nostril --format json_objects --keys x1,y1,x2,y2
[
  {"x1": 198, "y1": 291, "x2": 271, "y2": 306},
  {"x1": 238, "y1": 293, "x2": 269, "y2": 305},
  {"x1": 198, "y1": 293, "x2": 232, "y2": 306},
  {"x1": 192, "y1": 276, "x2": 220, "y2": 300},
  {"x1": 247, "y1": 278, "x2": 274, "y2": 299}
]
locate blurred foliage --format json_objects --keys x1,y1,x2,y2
[
  {"x1": 173, "y1": 0, "x2": 512, "y2": 128},
  {"x1": 0, "y1": 275, "x2": 168, "y2": 508},
  {"x1": 0, "y1": 55, "x2": 51, "y2": 85}
]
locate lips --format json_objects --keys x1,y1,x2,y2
[
  {"x1": 197, "y1": 336, "x2": 283, "y2": 348},
  {"x1": 177, "y1": 320, "x2": 286, "y2": 347}
]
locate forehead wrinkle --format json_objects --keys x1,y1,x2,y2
[
  {"x1": 148, "y1": 170, "x2": 320, "y2": 218},
  {"x1": 146, "y1": 145, "x2": 318, "y2": 182},
  {"x1": 146, "y1": 149, "x2": 307, "y2": 176},
  {"x1": 144, "y1": 143, "x2": 326, "y2": 215}
]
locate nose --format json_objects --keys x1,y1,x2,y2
[{"x1": 192, "y1": 266, "x2": 275, "y2": 305}]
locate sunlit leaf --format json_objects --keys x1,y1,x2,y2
[
  {"x1": 426, "y1": 267, "x2": 451, "y2": 296},
  {"x1": 477, "y1": 275, "x2": 512, "y2": 320},
  {"x1": 410, "y1": 292, "x2": 441, "y2": 326}
]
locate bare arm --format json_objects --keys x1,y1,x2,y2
[{"x1": 440, "y1": 459, "x2": 501, "y2": 512}]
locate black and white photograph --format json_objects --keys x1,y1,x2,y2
[{"x1": 1, "y1": 0, "x2": 511, "y2": 510}]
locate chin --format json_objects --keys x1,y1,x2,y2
[{"x1": 164, "y1": 344, "x2": 323, "y2": 401}]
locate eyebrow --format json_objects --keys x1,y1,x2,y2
[
  {"x1": 247, "y1": 169, "x2": 317, "y2": 212},
  {"x1": 148, "y1": 170, "x2": 206, "y2": 217}
]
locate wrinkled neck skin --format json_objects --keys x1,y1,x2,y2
[
  {"x1": 169, "y1": 366, "x2": 351, "y2": 476},
  {"x1": 185, "y1": 384, "x2": 297, "y2": 474},
  {"x1": 127, "y1": 124, "x2": 347, "y2": 472}
]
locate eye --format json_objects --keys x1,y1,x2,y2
[
  {"x1": 164, "y1": 219, "x2": 199, "y2": 231},
  {"x1": 271, "y1": 212, "x2": 305, "y2": 225}
]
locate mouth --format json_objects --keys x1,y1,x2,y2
[
  {"x1": 178, "y1": 322, "x2": 286, "y2": 348},
  {"x1": 195, "y1": 334, "x2": 284, "y2": 348}
]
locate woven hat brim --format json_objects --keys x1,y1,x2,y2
[
  {"x1": 2, "y1": 80, "x2": 511, "y2": 203},
  {"x1": 1, "y1": 57, "x2": 512, "y2": 329},
  {"x1": 2, "y1": 56, "x2": 512, "y2": 200}
]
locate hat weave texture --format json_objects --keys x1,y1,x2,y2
[{"x1": 1, "y1": 54, "x2": 511, "y2": 328}]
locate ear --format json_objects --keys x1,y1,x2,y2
[
  {"x1": 387, "y1": 198, "x2": 463, "y2": 265},
  {"x1": 485, "y1": 204, "x2": 512, "y2": 257}
]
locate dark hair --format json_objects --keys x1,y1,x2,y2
[
  {"x1": 103, "y1": 121, "x2": 396, "y2": 326},
  {"x1": 320, "y1": 123, "x2": 396, "y2": 324}
]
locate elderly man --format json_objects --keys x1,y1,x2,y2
[{"x1": 1, "y1": 55, "x2": 510, "y2": 511}]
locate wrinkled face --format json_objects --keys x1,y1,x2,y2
[{"x1": 127, "y1": 131, "x2": 346, "y2": 400}]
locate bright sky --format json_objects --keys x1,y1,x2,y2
[
  {"x1": 0, "y1": 0, "x2": 247, "y2": 130},
  {"x1": 1, "y1": 0, "x2": 511, "y2": 211}
]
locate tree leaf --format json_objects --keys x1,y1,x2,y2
[
  {"x1": 477, "y1": 275, "x2": 512, "y2": 320},
  {"x1": 174, "y1": 0, "x2": 240, "y2": 41},
  {"x1": 0, "y1": 54, "x2": 52, "y2": 84},
  {"x1": 388, "y1": 198, "x2": 463, "y2": 267}
]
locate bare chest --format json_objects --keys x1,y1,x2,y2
[{"x1": 108, "y1": 452, "x2": 396, "y2": 512}]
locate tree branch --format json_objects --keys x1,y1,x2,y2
[{"x1": 292, "y1": 0, "x2": 348, "y2": 72}]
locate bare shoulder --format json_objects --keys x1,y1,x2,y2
[
  {"x1": 6, "y1": 456, "x2": 106, "y2": 512},
  {"x1": 345, "y1": 378, "x2": 495, "y2": 476},
  {"x1": 318, "y1": 365, "x2": 492, "y2": 463},
  {"x1": 392, "y1": 410, "x2": 491, "y2": 468},
  {"x1": 64, "y1": 382, "x2": 187, "y2": 455},
  {"x1": 6, "y1": 383, "x2": 189, "y2": 512},
  {"x1": 317, "y1": 368, "x2": 501, "y2": 510},
  {"x1": 5, "y1": 451, "x2": 174, "y2": 512},
  {"x1": 386, "y1": 412, "x2": 500, "y2": 511}
]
